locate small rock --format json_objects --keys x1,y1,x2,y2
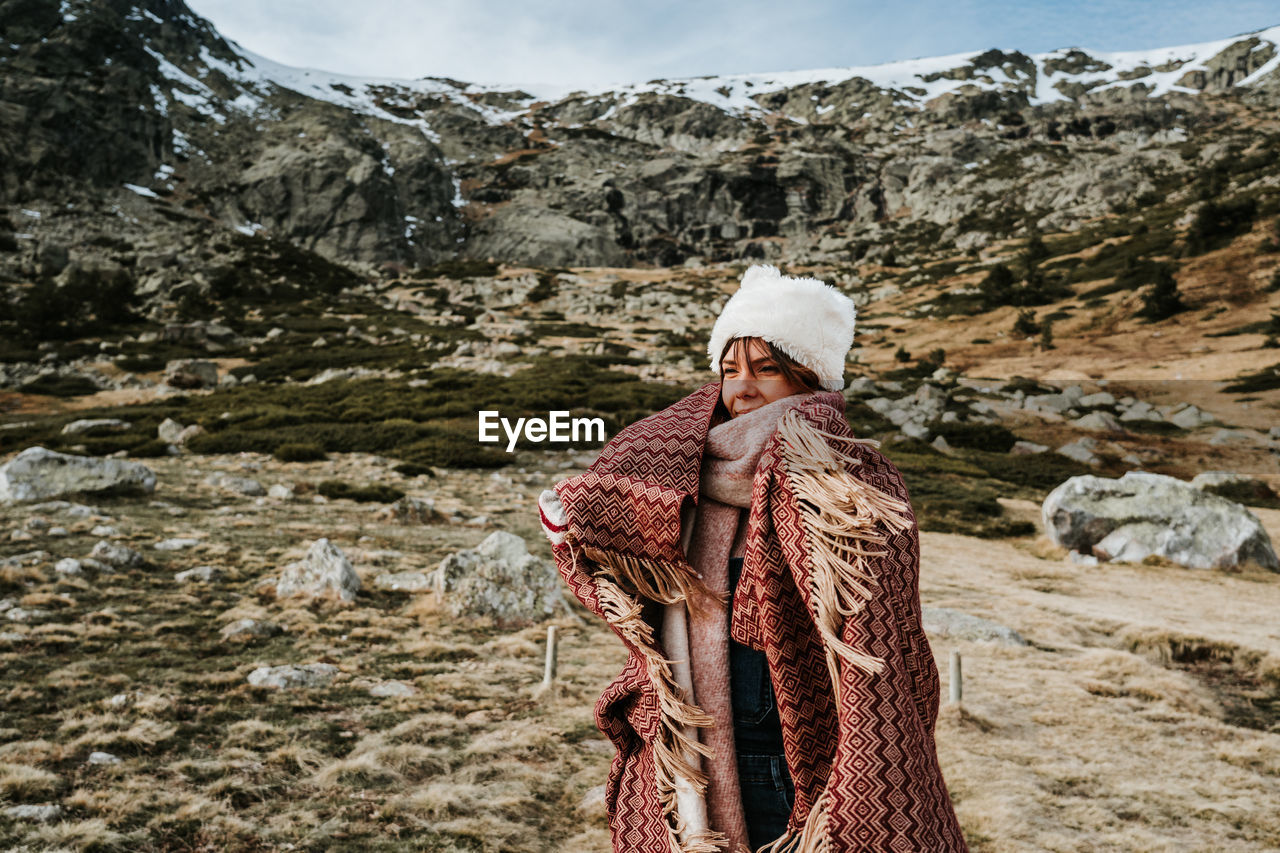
[
  {"x1": 267, "y1": 484, "x2": 294, "y2": 500},
  {"x1": 1170, "y1": 405, "x2": 1213, "y2": 430},
  {"x1": 1118, "y1": 400, "x2": 1162, "y2": 423},
  {"x1": 275, "y1": 538, "x2": 361, "y2": 602},
  {"x1": 220, "y1": 619, "x2": 283, "y2": 642},
  {"x1": 87, "y1": 751, "x2": 121, "y2": 765},
  {"x1": 1056, "y1": 438, "x2": 1100, "y2": 466},
  {"x1": 205, "y1": 472, "x2": 266, "y2": 497},
  {"x1": 369, "y1": 680, "x2": 416, "y2": 697},
  {"x1": 922, "y1": 607, "x2": 1027, "y2": 645},
  {"x1": 90, "y1": 540, "x2": 143, "y2": 568},
  {"x1": 46, "y1": 526, "x2": 68, "y2": 537},
  {"x1": 247, "y1": 663, "x2": 338, "y2": 689},
  {"x1": 1010, "y1": 440, "x2": 1049, "y2": 454},
  {"x1": 1076, "y1": 392, "x2": 1116, "y2": 408},
  {"x1": 373, "y1": 571, "x2": 431, "y2": 592},
  {"x1": 54, "y1": 557, "x2": 83, "y2": 576},
  {"x1": 6, "y1": 607, "x2": 47, "y2": 622},
  {"x1": 0, "y1": 550, "x2": 50, "y2": 568},
  {"x1": 577, "y1": 784, "x2": 607, "y2": 815},
  {"x1": 4, "y1": 804, "x2": 63, "y2": 822},
  {"x1": 154, "y1": 537, "x2": 201, "y2": 551},
  {"x1": 1072, "y1": 411, "x2": 1124, "y2": 432},
  {"x1": 175, "y1": 565, "x2": 223, "y2": 583},
  {"x1": 1208, "y1": 428, "x2": 1264, "y2": 447},
  {"x1": 164, "y1": 358, "x2": 218, "y2": 389},
  {"x1": 61, "y1": 418, "x2": 131, "y2": 435},
  {"x1": 378, "y1": 495, "x2": 441, "y2": 524},
  {"x1": 91, "y1": 524, "x2": 121, "y2": 537}
]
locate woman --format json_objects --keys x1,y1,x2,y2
[{"x1": 539, "y1": 265, "x2": 967, "y2": 853}]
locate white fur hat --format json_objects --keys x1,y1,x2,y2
[{"x1": 707, "y1": 264, "x2": 856, "y2": 392}]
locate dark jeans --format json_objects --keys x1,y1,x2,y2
[{"x1": 728, "y1": 556, "x2": 794, "y2": 848}]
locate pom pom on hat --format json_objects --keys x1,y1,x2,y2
[{"x1": 707, "y1": 264, "x2": 856, "y2": 391}]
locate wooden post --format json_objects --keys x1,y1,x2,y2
[
  {"x1": 949, "y1": 650, "x2": 962, "y2": 704},
  {"x1": 542, "y1": 625, "x2": 559, "y2": 689}
]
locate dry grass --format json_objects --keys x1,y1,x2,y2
[{"x1": 0, "y1": 433, "x2": 1276, "y2": 851}]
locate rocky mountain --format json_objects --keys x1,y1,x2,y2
[{"x1": 1, "y1": 0, "x2": 1278, "y2": 282}]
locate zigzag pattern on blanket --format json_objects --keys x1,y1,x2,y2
[{"x1": 547, "y1": 382, "x2": 969, "y2": 853}]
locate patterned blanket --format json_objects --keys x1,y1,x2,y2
[{"x1": 544, "y1": 381, "x2": 969, "y2": 852}]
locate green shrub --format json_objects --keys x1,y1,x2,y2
[
  {"x1": 1136, "y1": 265, "x2": 1187, "y2": 321},
  {"x1": 17, "y1": 374, "x2": 101, "y2": 397},
  {"x1": 274, "y1": 442, "x2": 327, "y2": 462},
  {"x1": 421, "y1": 259, "x2": 500, "y2": 279},
  {"x1": 928, "y1": 422, "x2": 1019, "y2": 453},
  {"x1": 1186, "y1": 197, "x2": 1258, "y2": 255},
  {"x1": 393, "y1": 462, "x2": 436, "y2": 477},
  {"x1": 968, "y1": 449, "x2": 1093, "y2": 492},
  {"x1": 1013, "y1": 309, "x2": 1038, "y2": 337},
  {"x1": 317, "y1": 480, "x2": 405, "y2": 503},
  {"x1": 1201, "y1": 479, "x2": 1280, "y2": 509},
  {"x1": 130, "y1": 439, "x2": 174, "y2": 458}
]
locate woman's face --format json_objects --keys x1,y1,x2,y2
[{"x1": 720, "y1": 338, "x2": 807, "y2": 418}]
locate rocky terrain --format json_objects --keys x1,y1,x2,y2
[{"x1": 2, "y1": 1, "x2": 1280, "y2": 850}]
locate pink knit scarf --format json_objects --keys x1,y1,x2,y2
[{"x1": 684, "y1": 391, "x2": 814, "y2": 852}]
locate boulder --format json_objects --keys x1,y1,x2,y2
[
  {"x1": 164, "y1": 359, "x2": 218, "y2": 389},
  {"x1": 1042, "y1": 471, "x2": 1278, "y2": 570},
  {"x1": 922, "y1": 607, "x2": 1027, "y2": 645},
  {"x1": 275, "y1": 538, "x2": 361, "y2": 602},
  {"x1": 432, "y1": 530, "x2": 567, "y2": 624},
  {"x1": 0, "y1": 447, "x2": 156, "y2": 503}
]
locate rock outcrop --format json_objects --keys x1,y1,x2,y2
[
  {"x1": 1042, "y1": 471, "x2": 1278, "y2": 570},
  {"x1": 0, "y1": 447, "x2": 156, "y2": 504},
  {"x1": 432, "y1": 531, "x2": 567, "y2": 624}
]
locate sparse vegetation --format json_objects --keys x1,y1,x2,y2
[{"x1": 1136, "y1": 264, "x2": 1187, "y2": 321}]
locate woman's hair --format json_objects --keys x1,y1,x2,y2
[{"x1": 718, "y1": 335, "x2": 824, "y2": 393}]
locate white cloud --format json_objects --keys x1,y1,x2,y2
[{"x1": 184, "y1": 0, "x2": 1280, "y2": 89}]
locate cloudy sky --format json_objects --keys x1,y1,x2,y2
[{"x1": 185, "y1": 0, "x2": 1278, "y2": 89}]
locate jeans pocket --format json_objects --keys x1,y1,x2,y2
[{"x1": 772, "y1": 757, "x2": 795, "y2": 811}]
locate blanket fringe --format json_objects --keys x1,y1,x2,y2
[
  {"x1": 583, "y1": 544, "x2": 725, "y2": 614},
  {"x1": 568, "y1": 538, "x2": 730, "y2": 852},
  {"x1": 755, "y1": 784, "x2": 831, "y2": 853},
  {"x1": 776, "y1": 409, "x2": 913, "y2": 701}
]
